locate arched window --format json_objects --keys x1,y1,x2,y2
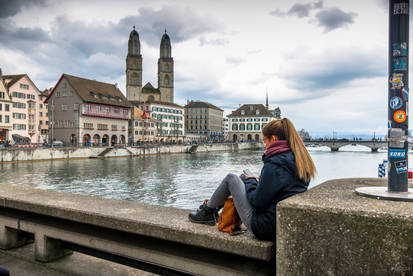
[
  {"x1": 254, "y1": 124, "x2": 260, "y2": 130},
  {"x1": 131, "y1": 73, "x2": 138, "y2": 85},
  {"x1": 232, "y1": 124, "x2": 238, "y2": 131},
  {"x1": 148, "y1": 95, "x2": 155, "y2": 102},
  {"x1": 164, "y1": 75, "x2": 170, "y2": 85},
  {"x1": 247, "y1": 124, "x2": 253, "y2": 130},
  {"x1": 239, "y1": 124, "x2": 245, "y2": 131}
]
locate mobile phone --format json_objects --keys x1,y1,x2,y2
[{"x1": 243, "y1": 169, "x2": 253, "y2": 177}]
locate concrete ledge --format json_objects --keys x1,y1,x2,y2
[
  {"x1": 276, "y1": 178, "x2": 413, "y2": 275},
  {"x1": 0, "y1": 185, "x2": 273, "y2": 262}
]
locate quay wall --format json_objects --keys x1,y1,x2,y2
[{"x1": 0, "y1": 142, "x2": 263, "y2": 163}]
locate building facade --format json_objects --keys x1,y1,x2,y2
[
  {"x1": 126, "y1": 28, "x2": 174, "y2": 103},
  {"x1": 131, "y1": 100, "x2": 184, "y2": 143},
  {"x1": 130, "y1": 106, "x2": 157, "y2": 143},
  {"x1": 184, "y1": 100, "x2": 224, "y2": 142},
  {"x1": 3, "y1": 74, "x2": 41, "y2": 143},
  {"x1": 0, "y1": 69, "x2": 12, "y2": 143},
  {"x1": 38, "y1": 88, "x2": 50, "y2": 143},
  {"x1": 46, "y1": 74, "x2": 130, "y2": 146},
  {"x1": 228, "y1": 104, "x2": 277, "y2": 142},
  {"x1": 222, "y1": 118, "x2": 229, "y2": 141}
]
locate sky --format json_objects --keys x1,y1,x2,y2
[{"x1": 0, "y1": 0, "x2": 403, "y2": 137}]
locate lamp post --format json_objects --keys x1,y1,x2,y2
[{"x1": 356, "y1": 0, "x2": 413, "y2": 201}]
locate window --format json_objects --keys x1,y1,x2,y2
[
  {"x1": 239, "y1": 124, "x2": 245, "y2": 131},
  {"x1": 111, "y1": 125, "x2": 117, "y2": 131},
  {"x1": 0, "y1": 115, "x2": 2, "y2": 122},
  {"x1": 241, "y1": 110, "x2": 245, "y2": 115},
  {"x1": 12, "y1": 102, "x2": 26, "y2": 109},
  {"x1": 0, "y1": 92, "x2": 4, "y2": 98},
  {"x1": 106, "y1": 107, "x2": 110, "y2": 113},
  {"x1": 13, "y1": 124, "x2": 26, "y2": 130},
  {"x1": 123, "y1": 110, "x2": 128, "y2": 115},
  {"x1": 84, "y1": 123, "x2": 93, "y2": 129},
  {"x1": 20, "y1": 84, "x2": 29, "y2": 90},
  {"x1": 232, "y1": 124, "x2": 238, "y2": 131},
  {"x1": 97, "y1": 124, "x2": 108, "y2": 130},
  {"x1": 40, "y1": 104, "x2": 43, "y2": 108},
  {"x1": 114, "y1": 109, "x2": 120, "y2": 114},
  {"x1": 85, "y1": 104, "x2": 91, "y2": 111},
  {"x1": 40, "y1": 112, "x2": 43, "y2": 116},
  {"x1": 131, "y1": 72, "x2": 138, "y2": 85},
  {"x1": 12, "y1": 91, "x2": 26, "y2": 99},
  {"x1": 0, "y1": 104, "x2": 2, "y2": 111},
  {"x1": 39, "y1": 120, "x2": 43, "y2": 125},
  {"x1": 256, "y1": 109, "x2": 260, "y2": 115},
  {"x1": 164, "y1": 75, "x2": 170, "y2": 85},
  {"x1": 5, "y1": 115, "x2": 9, "y2": 123}
]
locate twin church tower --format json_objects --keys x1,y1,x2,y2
[{"x1": 126, "y1": 27, "x2": 174, "y2": 103}]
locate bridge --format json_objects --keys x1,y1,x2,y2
[{"x1": 303, "y1": 140, "x2": 403, "y2": 152}]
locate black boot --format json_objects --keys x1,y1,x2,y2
[{"x1": 189, "y1": 200, "x2": 218, "y2": 226}]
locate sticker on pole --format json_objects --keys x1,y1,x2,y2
[
  {"x1": 393, "y1": 3, "x2": 409, "y2": 15},
  {"x1": 400, "y1": 87, "x2": 409, "y2": 101},
  {"x1": 395, "y1": 160, "x2": 408, "y2": 174},
  {"x1": 393, "y1": 57, "x2": 408, "y2": 71},
  {"x1": 393, "y1": 42, "x2": 408, "y2": 57},
  {"x1": 393, "y1": 110, "x2": 407, "y2": 123},
  {"x1": 390, "y1": 73, "x2": 404, "y2": 89},
  {"x1": 389, "y1": 148, "x2": 406, "y2": 158},
  {"x1": 390, "y1": 96, "x2": 403, "y2": 110}
]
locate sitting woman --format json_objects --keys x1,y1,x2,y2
[{"x1": 189, "y1": 118, "x2": 316, "y2": 241}]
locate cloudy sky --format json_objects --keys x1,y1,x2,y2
[{"x1": 0, "y1": 0, "x2": 402, "y2": 137}]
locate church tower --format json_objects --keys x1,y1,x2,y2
[
  {"x1": 158, "y1": 30, "x2": 174, "y2": 103},
  {"x1": 126, "y1": 26, "x2": 142, "y2": 101}
]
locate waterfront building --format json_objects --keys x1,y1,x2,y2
[
  {"x1": 222, "y1": 118, "x2": 229, "y2": 141},
  {"x1": 227, "y1": 104, "x2": 277, "y2": 142},
  {"x1": 2, "y1": 73, "x2": 41, "y2": 143},
  {"x1": 126, "y1": 27, "x2": 174, "y2": 103},
  {"x1": 0, "y1": 69, "x2": 12, "y2": 143},
  {"x1": 129, "y1": 106, "x2": 157, "y2": 143},
  {"x1": 38, "y1": 88, "x2": 51, "y2": 143},
  {"x1": 184, "y1": 100, "x2": 224, "y2": 142},
  {"x1": 130, "y1": 100, "x2": 184, "y2": 143},
  {"x1": 45, "y1": 74, "x2": 130, "y2": 146}
]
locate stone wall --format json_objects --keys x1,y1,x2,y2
[
  {"x1": 0, "y1": 142, "x2": 263, "y2": 163},
  {"x1": 276, "y1": 178, "x2": 413, "y2": 275}
]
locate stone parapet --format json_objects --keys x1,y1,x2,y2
[{"x1": 276, "y1": 178, "x2": 413, "y2": 275}]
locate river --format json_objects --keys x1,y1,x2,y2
[{"x1": 0, "y1": 145, "x2": 389, "y2": 209}]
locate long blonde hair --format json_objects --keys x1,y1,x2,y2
[{"x1": 262, "y1": 118, "x2": 316, "y2": 182}]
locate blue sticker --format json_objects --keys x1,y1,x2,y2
[
  {"x1": 393, "y1": 42, "x2": 408, "y2": 57},
  {"x1": 393, "y1": 57, "x2": 407, "y2": 71},
  {"x1": 395, "y1": 160, "x2": 407, "y2": 174},
  {"x1": 390, "y1": 96, "x2": 403, "y2": 110},
  {"x1": 388, "y1": 120, "x2": 392, "y2": 129},
  {"x1": 389, "y1": 149, "x2": 406, "y2": 158}
]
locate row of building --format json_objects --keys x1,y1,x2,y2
[{"x1": 0, "y1": 28, "x2": 281, "y2": 146}]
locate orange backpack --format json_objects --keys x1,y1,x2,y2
[{"x1": 218, "y1": 197, "x2": 243, "y2": 236}]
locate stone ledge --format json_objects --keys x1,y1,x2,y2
[
  {"x1": 276, "y1": 178, "x2": 413, "y2": 275},
  {"x1": 0, "y1": 184, "x2": 273, "y2": 261}
]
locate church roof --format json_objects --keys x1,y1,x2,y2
[
  {"x1": 184, "y1": 101, "x2": 223, "y2": 112},
  {"x1": 46, "y1": 74, "x2": 130, "y2": 108},
  {"x1": 228, "y1": 104, "x2": 273, "y2": 117},
  {"x1": 130, "y1": 100, "x2": 183, "y2": 109},
  {"x1": 142, "y1": 82, "x2": 160, "y2": 94}
]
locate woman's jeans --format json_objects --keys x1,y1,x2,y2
[{"x1": 207, "y1": 173, "x2": 253, "y2": 229}]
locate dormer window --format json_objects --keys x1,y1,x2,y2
[
  {"x1": 90, "y1": 92, "x2": 97, "y2": 98},
  {"x1": 241, "y1": 110, "x2": 245, "y2": 115},
  {"x1": 249, "y1": 106, "x2": 253, "y2": 110},
  {"x1": 256, "y1": 109, "x2": 260, "y2": 115}
]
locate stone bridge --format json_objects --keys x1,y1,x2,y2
[{"x1": 304, "y1": 141, "x2": 390, "y2": 152}]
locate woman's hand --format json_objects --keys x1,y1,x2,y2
[{"x1": 244, "y1": 173, "x2": 260, "y2": 180}]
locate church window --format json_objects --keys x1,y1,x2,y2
[
  {"x1": 164, "y1": 75, "x2": 170, "y2": 85},
  {"x1": 131, "y1": 73, "x2": 138, "y2": 85}
]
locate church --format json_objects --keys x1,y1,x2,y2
[
  {"x1": 126, "y1": 27, "x2": 185, "y2": 143},
  {"x1": 126, "y1": 27, "x2": 174, "y2": 103}
]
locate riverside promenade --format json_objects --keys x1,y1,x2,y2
[
  {"x1": 0, "y1": 142, "x2": 263, "y2": 163},
  {"x1": 0, "y1": 178, "x2": 412, "y2": 275}
]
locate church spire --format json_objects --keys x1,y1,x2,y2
[{"x1": 128, "y1": 26, "x2": 140, "y2": 56}]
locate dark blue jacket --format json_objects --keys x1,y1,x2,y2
[{"x1": 244, "y1": 150, "x2": 309, "y2": 241}]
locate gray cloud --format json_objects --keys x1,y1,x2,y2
[
  {"x1": 199, "y1": 36, "x2": 228, "y2": 46},
  {"x1": 314, "y1": 7, "x2": 357, "y2": 32},
  {"x1": 225, "y1": 56, "x2": 245, "y2": 65},
  {"x1": 0, "y1": 0, "x2": 46, "y2": 18},
  {"x1": 0, "y1": 4, "x2": 222, "y2": 89},
  {"x1": 280, "y1": 48, "x2": 385, "y2": 96},
  {"x1": 270, "y1": 1, "x2": 323, "y2": 18}
]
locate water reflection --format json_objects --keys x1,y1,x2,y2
[{"x1": 0, "y1": 148, "x2": 387, "y2": 209}]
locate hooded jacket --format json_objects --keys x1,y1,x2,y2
[{"x1": 244, "y1": 150, "x2": 309, "y2": 241}]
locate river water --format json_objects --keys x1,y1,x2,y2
[{"x1": 0, "y1": 145, "x2": 389, "y2": 209}]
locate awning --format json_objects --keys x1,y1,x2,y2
[{"x1": 12, "y1": 134, "x2": 31, "y2": 142}]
